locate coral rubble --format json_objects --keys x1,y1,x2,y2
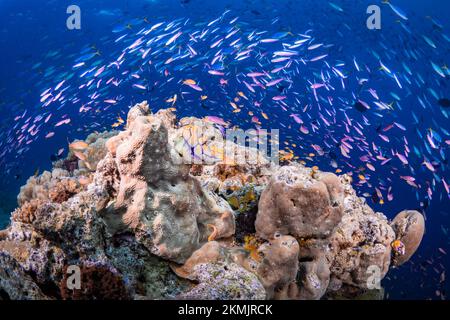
[{"x1": 0, "y1": 101, "x2": 425, "y2": 300}]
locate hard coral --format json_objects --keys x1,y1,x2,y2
[
  {"x1": 178, "y1": 262, "x2": 266, "y2": 300},
  {"x1": 12, "y1": 199, "x2": 46, "y2": 224},
  {"x1": 49, "y1": 179, "x2": 82, "y2": 204},
  {"x1": 61, "y1": 158, "x2": 79, "y2": 173},
  {"x1": 17, "y1": 169, "x2": 82, "y2": 206},
  {"x1": 390, "y1": 210, "x2": 425, "y2": 266}
]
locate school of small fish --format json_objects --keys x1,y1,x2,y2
[{"x1": 1, "y1": 4, "x2": 449, "y2": 215}]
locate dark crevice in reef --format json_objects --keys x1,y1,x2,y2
[
  {"x1": 39, "y1": 280, "x2": 62, "y2": 299},
  {"x1": 234, "y1": 206, "x2": 258, "y2": 244}
]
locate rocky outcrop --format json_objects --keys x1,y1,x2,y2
[
  {"x1": 0, "y1": 102, "x2": 425, "y2": 300},
  {"x1": 254, "y1": 165, "x2": 420, "y2": 299},
  {"x1": 17, "y1": 169, "x2": 83, "y2": 206},
  {"x1": 178, "y1": 262, "x2": 266, "y2": 300}
]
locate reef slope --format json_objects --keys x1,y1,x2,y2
[{"x1": 0, "y1": 102, "x2": 424, "y2": 300}]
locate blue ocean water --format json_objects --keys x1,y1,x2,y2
[{"x1": 0, "y1": 0, "x2": 449, "y2": 299}]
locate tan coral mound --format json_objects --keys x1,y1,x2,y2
[
  {"x1": 0, "y1": 101, "x2": 425, "y2": 300},
  {"x1": 390, "y1": 210, "x2": 425, "y2": 267}
]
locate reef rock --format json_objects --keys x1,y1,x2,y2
[
  {"x1": 254, "y1": 166, "x2": 401, "y2": 299},
  {"x1": 17, "y1": 169, "x2": 83, "y2": 206},
  {"x1": 256, "y1": 234, "x2": 299, "y2": 299},
  {"x1": 0, "y1": 252, "x2": 49, "y2": 300}
]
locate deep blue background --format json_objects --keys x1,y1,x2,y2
[{"x1": 0, "y1": 0, "x2": 449, "y2": 299}]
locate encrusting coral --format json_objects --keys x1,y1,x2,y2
[{"x1": 0, "y1": 101, "x2": 425, "y2": 300}]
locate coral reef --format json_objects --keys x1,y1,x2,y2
[
  {"x1": 325, "y1": 181, "x2": 396, "y2": 297},
  {"x1": 0, "y1": 252, "x2": 49, "y2": 300},
  {"x1": 17, "y1": 169, "x2": 83, "y2": 206},
  {"x1": 0, "y1": 101, "x2": 425, "y2": 300},
  {"x1": 98, "y1": 102, "x2": 235, "y2": 263},
  {"x1": 390, "y1": 210, "x2": 425, "y2": 266}
]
